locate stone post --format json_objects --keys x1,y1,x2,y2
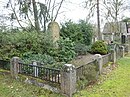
[
  {"x1": 94, "y1": 54, "x2": 103, "y2": 75},
  {"x1": 10, "y1": 57, "x2": 20, "y2": 79},
  {"x1": 61, "y1": 64, "x2": 76, "y2": 97},
  {"x1": 120, "y1": 46, "x2": 125, "y2": 57},
  {"x1": 111, "y1": 49, "x2": 116, "y2": 63}
]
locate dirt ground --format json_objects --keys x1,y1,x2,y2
[{"x1": 70, "y1": 53, "x2": 95, "y2": 67}]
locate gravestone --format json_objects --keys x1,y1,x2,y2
[
  {"x1": 102, "y1": 22, "x2": 127, "y2": 43},
  {"x1": 47, "y1": 21, "x2": 60, "y2": 43}
]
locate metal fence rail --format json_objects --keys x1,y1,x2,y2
[
  {"x1": 76, "y1": 60, "x2": 97, "y2": 81},
  {"x1": 116, "y1": 45, "x2": 122, "y2": 60},
  {"x1": 18, "y1": 62, "x2": 61, "y2": 84},
  {"x1": 102, "y1": 53, "x2": 111, "y2": 65},
  {"x1": 0, "y1": 60, "x2": 10, "y2": 70}
]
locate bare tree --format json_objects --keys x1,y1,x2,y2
[
  {"x1": 85, "y1": 0, "x2": 102, "y2": 40},
  {"x1": 6, "y1": 0, "x2": 65, "y2": 32},
  {"x1": 103, "y1": 0, "x2": 128, "y2": 22},
  {"x1": 103, "y1": 0, "x2": 129, "y2": 33}
]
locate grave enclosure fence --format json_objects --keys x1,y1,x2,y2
[
  {"x1": 0, "y1": 60, "x2": 10, "y2": 70},
  {"x1": 76, "y1": 60, "x2": 98, "y2": 81},
  {"x1": 0, "y1": 53, "x2": 119, "y2": 85},
  {"x1": 18, "y1": 62, "x2": 61, "y2": 84},
  {"x1": 0, "y1": 44, "x2": 126, "y2": 97}
]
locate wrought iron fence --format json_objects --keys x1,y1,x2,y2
[
  {"x1": 18, "y1": 62, "x2": 61, "y2": 84},
  {"x1": 0, "y1": 60, "x2": 10, "y2": 70},
  {"x1": 102, "y1": 53, "x2": 111, "y2": 65},
  {"x1": 76, "y1": 60, "x2": 98, "y2": 81},
  {"x1": 116, "y1": 45, "x2": 121, "y2": 59}
]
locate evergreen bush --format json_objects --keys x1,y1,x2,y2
[{"x1": 91, "y1": 40, "x2": 108, "y2": 55}]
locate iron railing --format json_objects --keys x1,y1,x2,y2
[
  {"x1": 0, "y1": 60, "x2": 10, "y2": 70},
  {"x1": 18, "y1": 62, "x2": 61, "y2": 84},
  {"x1": 102, "y1": 53, "x2": 111, "y2": 65},
  {"x1": 76, "y1": 60, "x2": 97, "y2": 81}
]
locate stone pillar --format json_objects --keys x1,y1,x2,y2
[
  {"x1": 111, "y1": 49, "x2": 116, "y2": 63},
  {"x1": 61, "y1": 64, "x2": 76, "y2": 97},
  {"x1": 94, "y1": 54, "x2": 103, "y2": 75},
  {"x1": 47, "y1": 21, "x2": 60, "y2": 44},
  {"x1": 10, "y1": 57, "x2": 20, "y2": 79},
  {"x1": 120, "y1": 46, "x2": 125, "y2": 57}
]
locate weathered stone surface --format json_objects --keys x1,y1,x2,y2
[
  {"x1": 10, "y1": 57, "x2": 20, "y2": 79},
  {"x1": 61, "y1": 64, "x2": 76, "y2": 97},
  {"x1": 94, "y1": 54, "x2": 103, "y2": 75},
  {"x1": 102, "y1": 22, "x2": 127, "y2": 42},
  {"x1": 24, "y1": 77, "x2": 60, "y2": 93},
  {"x1": 47, "y1": 21, "x2": 60, "y2": 43}
]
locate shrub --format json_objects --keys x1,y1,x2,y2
[
  {"x1": 60, "y1": 20, "x2": 94, "y2": 45},
  {"x1": 74, "y1": 43, "x2": 88, "y2": 55},
  {"x1": 91, "y1": 40, "x2": 108, "y2": 55},
  {"x1": 22, "y1": 52, "x2": 55, "y2": 65},
  {"x1": 0, "y1": 31, "x2": 77, "y2": 64},
  {"x1": 0, "y1": 31, "x2": 54, "y2": 60},
  {"x1": 57, "y1": 38, "x2": 76, "y2": 62}
]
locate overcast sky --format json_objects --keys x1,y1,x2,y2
[
  {"x1": 0, "y1": 0, "x2": 130, "y2": 28},
  {"x1": 35, "y1": 0, "x2": 88, "y2": 23},
  {"x1": 0, "y1": 0, "x2": 87, "y2": 22}
]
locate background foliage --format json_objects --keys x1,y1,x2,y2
[
  {"x1": 60, "y1": 20, "x2": 94, "y2": 45},
  {"x1": 0, "y1": 20, "x2": 95, "y2": 66}
]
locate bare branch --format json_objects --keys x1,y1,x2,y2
[
  {"x1": 54, "y1": 0, "x2": 64, "y2": 21},
  {"x1": 10, "y1": 2, "x2": 29, "y2": 32}
]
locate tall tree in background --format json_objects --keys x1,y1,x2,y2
[
  {"x1": 97, "y1": 0, "x2": 101, "y2": 40},
  {"x1": 85, "y1": 0, "x2": 102, "y2": 40},
  {"x1": 6, "y1": 0, "x2": 65, "y2": 32},
  {"x1": 32, "y1": 0, "x2": 40, "y2": 31},
  {"x1": 103, "y1": 0, "x2": 128, "y2": 22},
  {"x1": 103, "y1": 0, "x2": 129, "y2": 33}
]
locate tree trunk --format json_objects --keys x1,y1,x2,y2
[
  {"x1": 115, "y1": 0, "x2": 118, "y2": 33},
  {"x1": 32, "y1": 0, "x2": 40, "y2": 32},
  {"x1": 97, "y1": 0, "x2": 102, "y2": 40}
]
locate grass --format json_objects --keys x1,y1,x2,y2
[
  {"x1": 73, "y1": 56, "x2": 130, "y2": 97},
  {"x1": 0, "y1": 70, "x2": 63, "y2": 97},
  {"x1": 0, "y1": 56, "x2": 130, "y2": 97}
]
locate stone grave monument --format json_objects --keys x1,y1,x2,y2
[{"x1": 47, "y1": 21, "x2": 60, "y2": 45}]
